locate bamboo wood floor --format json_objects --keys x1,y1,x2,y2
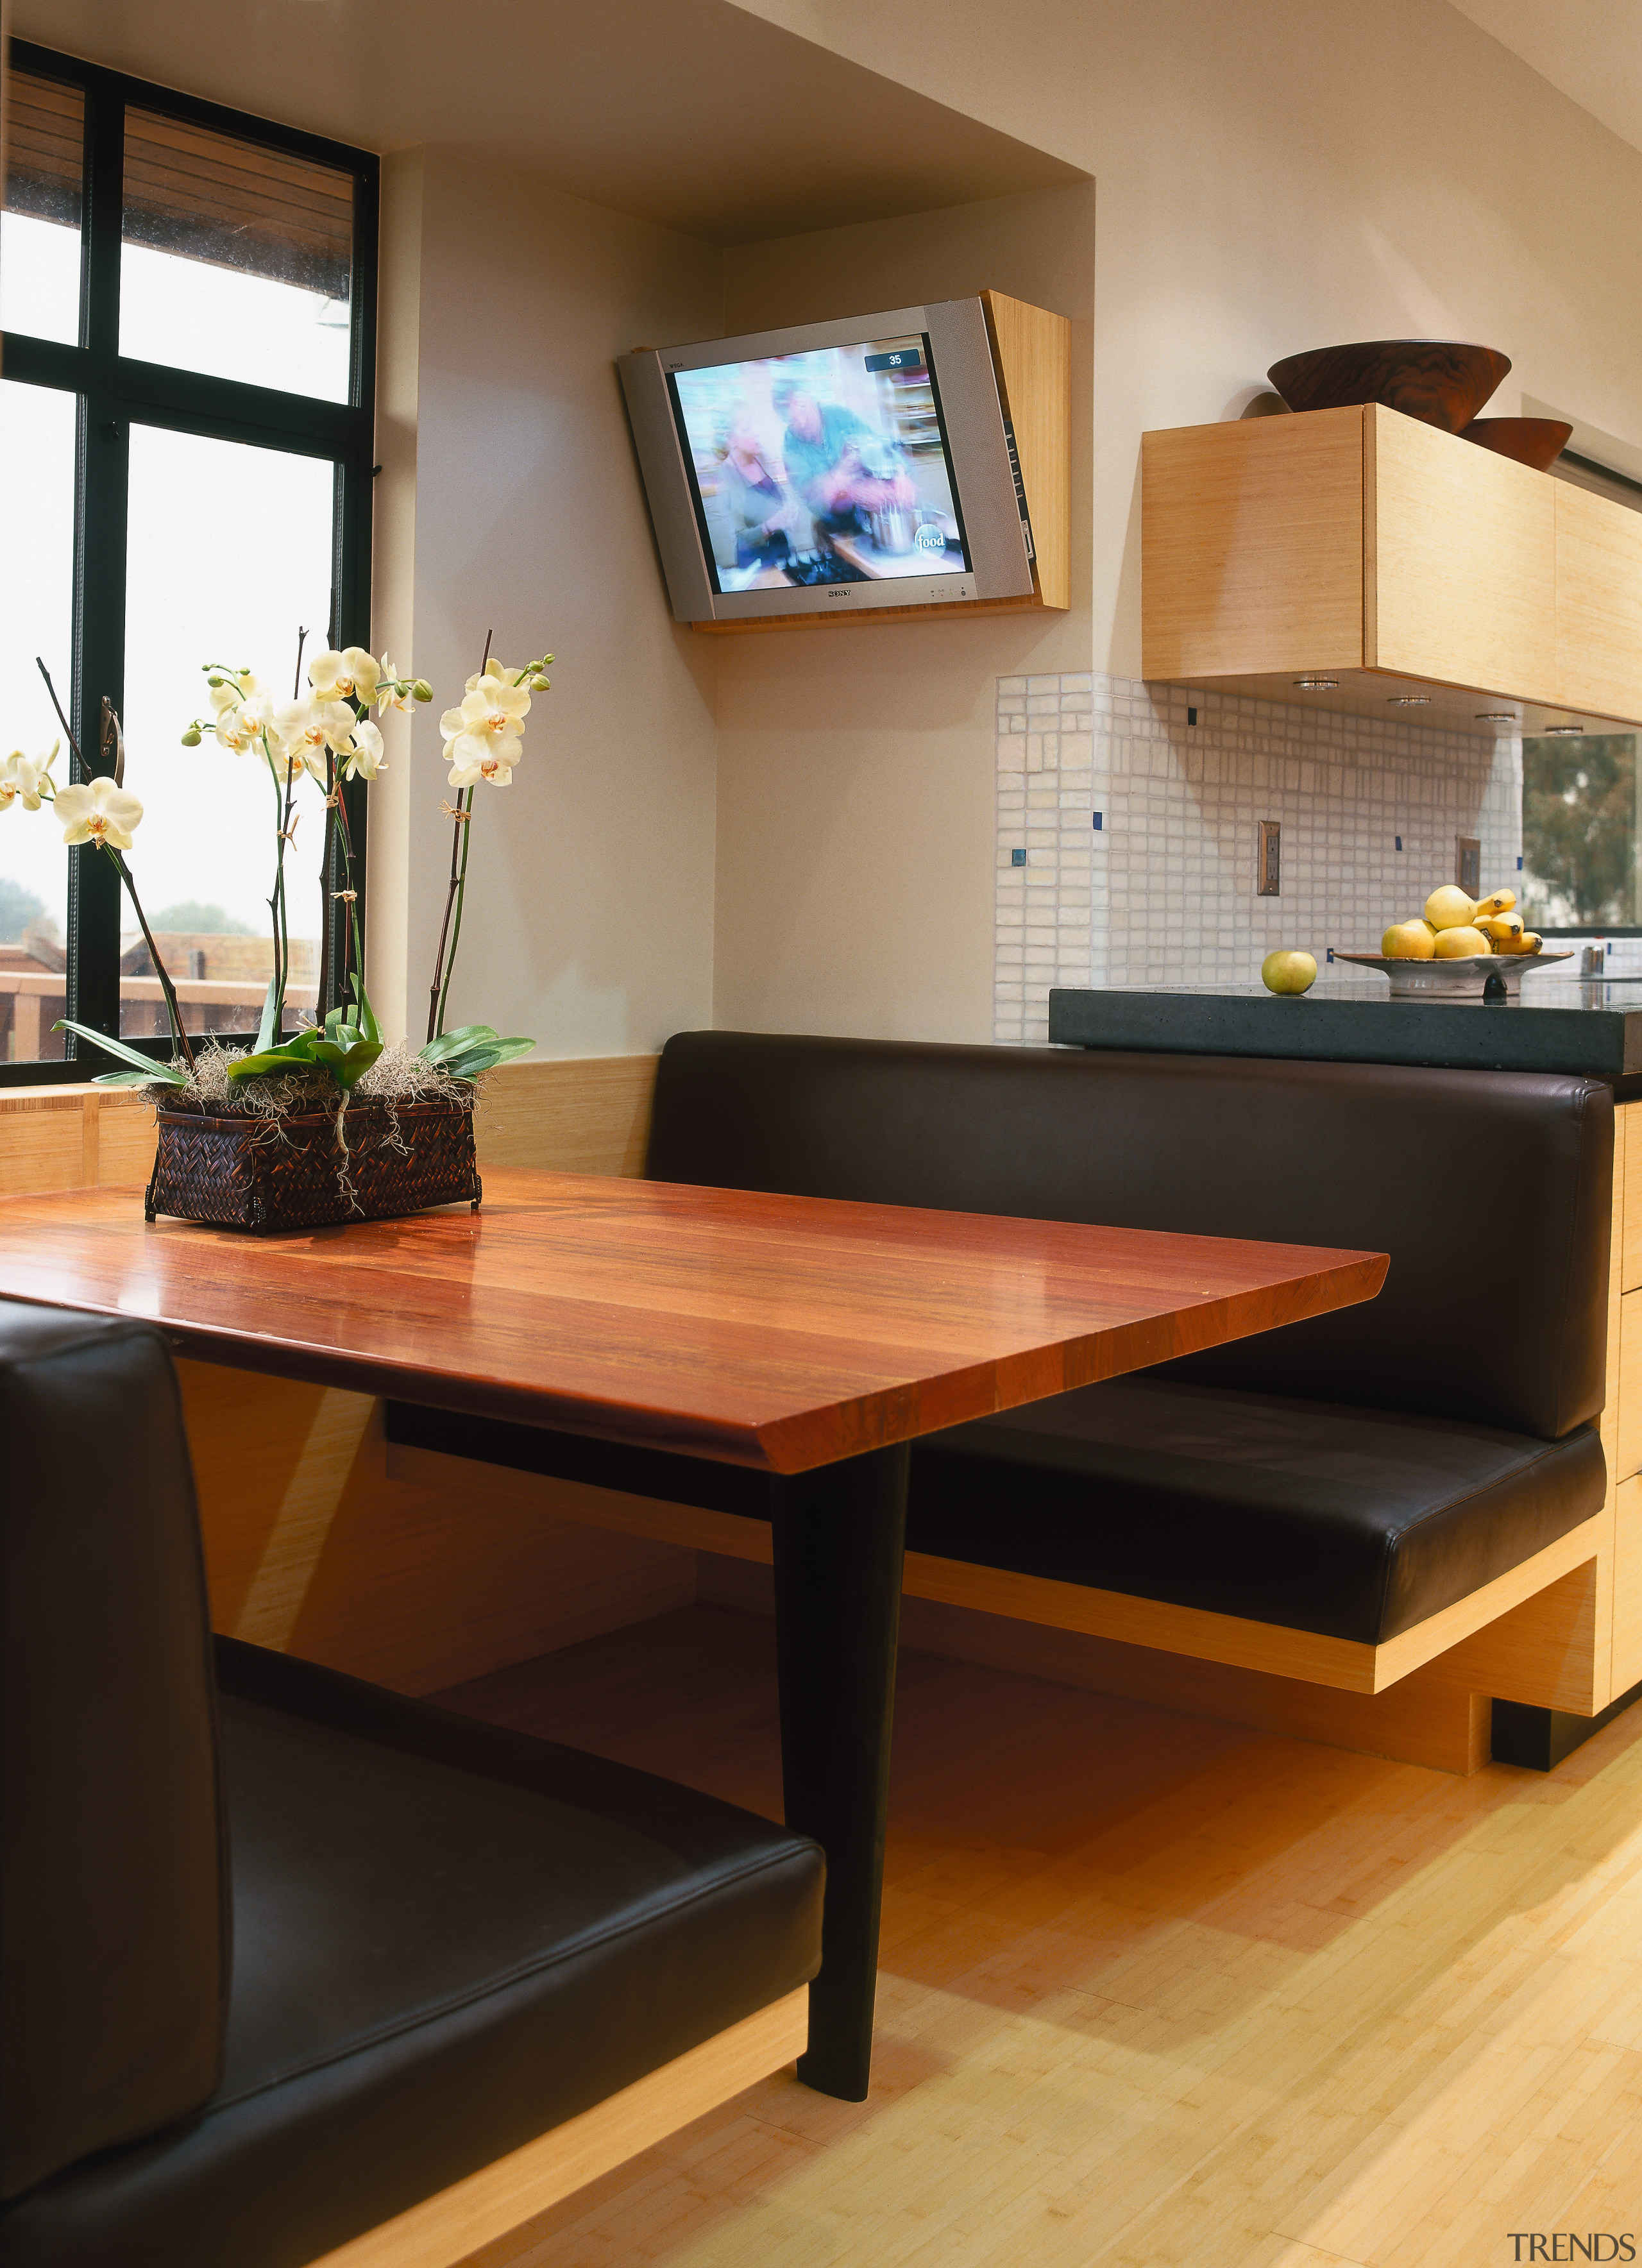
[{"x1": 436, "y1": 1605, "x2": 1642, "y2": 2268}]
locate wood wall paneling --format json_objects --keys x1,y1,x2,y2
[
  {"x1": 1620, "y1": 1286, "x2": 1642, "y2": 1487},
  {"x1": 471, "y1": 1054, "x2": 657, "y2": 1177},
  {"x1": 1366, "y1": 404, "x2": 1559, "y2": 702},
  {"x1": 1140, "y1": 407, "x2": 1366, "y2": 682},
  {"x1": 179, "y1": 1362, "x2": 698, "y2": 1695},
  {"x1": 1612, "y1": 1474, "x2": 1642, "y2": 1698},
  {"x1": 1555, "y1": 481, "x2": 1642, "y2": 722}
]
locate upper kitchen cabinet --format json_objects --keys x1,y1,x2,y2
[{"x1": 1142, "y1": 404, "x2": 1642, "y2": 731}]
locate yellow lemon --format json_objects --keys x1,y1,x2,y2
[
  {"x1": 1432, "y1": 924, "x2": 1491, "y2": 958},
  {"x1": 1474, "y1": 888, "x2": 1517, "y2": 918},
  {"x1": 1381, "y1": 920, "x2": 1436, "y2": 960},
  {"x1": 1425, "y1": 885, "x2": 1478, "y2": 931},
  {"x1": 1261, "y1": 949, "x2": 1317, "y2": 995}
]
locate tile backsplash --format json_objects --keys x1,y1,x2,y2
[{"x1": 995, "y1": 674, "x2": 1522, "y2": 1045}]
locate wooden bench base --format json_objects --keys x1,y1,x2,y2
[{"x1": 310, "y1": 1990, "x2": 808, "y2": 2267}]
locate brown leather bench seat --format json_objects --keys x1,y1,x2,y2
[
  {"x1": 0, "y1": 1303, "x2": 822, "y2": 2268},
  {"x1": 393, "y1": 1031, "x2": 1612, "y2": 1654}
]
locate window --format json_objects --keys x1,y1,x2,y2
[
  {"x1": 1519, "y1": 453, "x2": 1642, "y2": 935},
  {"x1": 0, "y1": 44, "x2": 376, "y2": 1079}
]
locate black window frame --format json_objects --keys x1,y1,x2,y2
[{"x1": 1, "y1": 39, "x2": 378, "y2": 1085}]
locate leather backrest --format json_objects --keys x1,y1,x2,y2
[
  {"x1": 0, "y1": 1304, "x2": 227, "y2": 2199},
  {"x1": 646, "y1": 1032, "x2": 1613, "y2": 1441}
]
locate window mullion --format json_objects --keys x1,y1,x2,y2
[{"x1": 66, "y1": 72, "x2": 127, "y2": 1047}]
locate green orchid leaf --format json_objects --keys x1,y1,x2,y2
[
  {"x1": 255, "y1": 976, "x2": 280, "y2": 1056},
  {"x1": 441, "y1": 1035, "x2": 537, "y2": 1080},
  {"x1": 93, "y1": 1068, "x2": 178, "y2": 1088},
  {"x1": 54, "y1": 1019, "x2": 190, "y2": 1087},
  {"x1": 309, "y1": 1037, "x2": 384, "y2": 1092},
  {"x1": 350, "y1": 974, "x2": 381, "y2": 1047},
  {"x1": 419, "y1": 1024, "x2": 497, "y2": 1066},
  {"x1": 226, "y1": 1038, "x2": 323, "y2": 1081}
]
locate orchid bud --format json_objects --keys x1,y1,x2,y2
[
  {"x1": 206, "y1": 676, "x2": 223, "y2": 688},
  {"x1": 413, "y1": 680, "x2": 433, "y2": 702},
  {"x1": 530, "y1": 675, "x2": 550, "y2": 690},
  {"x1": 181, "y1": 727, "x2": 202, "y2": 747}
]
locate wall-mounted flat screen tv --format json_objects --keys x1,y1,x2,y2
[{"x1": 619, "y1": 299, "x2": 1036, "y2": 625}]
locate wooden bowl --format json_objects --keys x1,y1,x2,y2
[
  {"x1": 1459, "y1": 417, "x2": 1573, "y2": 471},
  {"x1": 1267, "y1": 340, "x2": 1511, "y2": 432}
]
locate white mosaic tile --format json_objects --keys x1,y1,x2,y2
[{"x1": 994, "y1": 673, "x2": 1523, "y2": 1044}]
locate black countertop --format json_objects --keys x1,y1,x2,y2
[{"x1": 1047, "y1": 979, "x2": 1642, "y2": 1086}]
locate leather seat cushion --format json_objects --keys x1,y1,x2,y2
[
  {"x1": 908, "y1": 1376, "x2": 1606, "y2": 1645},
  {"x1": 0, "y1": 1642, "x2": 823, "y2": 2268},
  {"x1": 645, "y1": 1031, "x2": 1614, "y2": 1443}
]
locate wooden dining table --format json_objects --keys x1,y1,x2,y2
[{"x1": 0, "y1": 1165, "x2": 1386, "y2": 2100}]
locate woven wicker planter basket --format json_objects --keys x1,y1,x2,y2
[{"x1": 146, "y1": 1096, "x2": 480, "y2": 1232}]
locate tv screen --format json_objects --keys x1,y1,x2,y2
[
  {"x1": 620, "y1": 299, "x2": 1036, "y2": 625},
  {"x1": 667, "y1": 332, "x2": 972, "y2": 595}
]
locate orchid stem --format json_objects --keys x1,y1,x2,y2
[
  {"x1": 107, "y1": 847, "x2": 196, "y2": 1072},
  {"x1": 34, "y1": 659, "x2": 87, "y2": 775},
  {"x1": 434, "y1": 787, "x2": 473, "y2": 1042},
  {"x1": 425, "y1": 630, "x2": 491, "y2": 1044}
]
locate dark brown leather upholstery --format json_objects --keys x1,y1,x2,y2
[
  {"x1": 646, "y1": 1033, "x2": 1613, "y2": 1440},
  {"x1": 629, "y1": 1031, "x2": 1611, "y2": 1639},
  {"x1": 0, "y1": 1303, "x2": 823, "y2": 2268},
  {"x1": 0, "y1": 1306, "x2": 226, "y2": 2203},
  {"x1": 910, "y1": 1376, "x2": 1606, "y2": 1643}
]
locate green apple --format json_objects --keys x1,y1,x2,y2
[{"x1": 1261, "y1": 949, "x2": 1317, "y2": 995}]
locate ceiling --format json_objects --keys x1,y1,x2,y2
[
  {"x1": 7, "y1": 0, "x2": 1085, "y2": 246},
  {"x1": 1445, "y1": 0, "x2": 1642, "y2": 157}
]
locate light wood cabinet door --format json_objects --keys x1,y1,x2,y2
[
  {"x1": 1140, "y1": 408, "x2": 1364, "y2": 681},
  {"x1": 1555, "y1": 482, "x2": 1642, "y2": 723},
  {"x1": 1367, "y1": 407, "x2": 1558, "y2": 704}
]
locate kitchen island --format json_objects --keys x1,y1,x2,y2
[{"x1": 1048, "y1": 977, "x2": 1642, "y2": 1091}]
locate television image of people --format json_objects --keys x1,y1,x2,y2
[{"x1": 670, "y1": 335, "x2": 972, "y2": 594}]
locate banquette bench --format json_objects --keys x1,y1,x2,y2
[
  {"x1": 0, "y1": 1301, "x2": 821, "y2": 2268},
  {"x1": 391, "y1": 1033, "x2": 1615, "y2": 1755}
]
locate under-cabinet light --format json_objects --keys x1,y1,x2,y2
[
  {"x1": 1293, "y1": 677, "x2": 1339, "y2": 690},
  {"x1": 1546, "y1": 724, "x2": 1587, "y2": 736},
  {"x1": 1476, "y1": 713, "x2": 1514, "y2": 724},
  {"x1": 1387, "y1": 695, "x2": 1432, "y2": 706}
]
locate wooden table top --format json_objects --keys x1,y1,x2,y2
[{"x1": 0, "y1": 1170, "x2": 1386, "y2": 1473}]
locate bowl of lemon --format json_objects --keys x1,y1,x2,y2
[{"x1": 1333, "y1": 885, "x2": 1571, "y2": 998}]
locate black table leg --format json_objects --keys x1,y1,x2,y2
[{"x1": 770, "y1": 1439, "x2": 910, "y2": 2101}]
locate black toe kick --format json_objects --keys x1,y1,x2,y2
[{"x1": 1491, "y1": 1680, "x2": 1642, "y2": 1771}]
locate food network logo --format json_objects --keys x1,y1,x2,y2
[{"x1": 1507, "y1": 2240, "x2": 1636, "y2": 2261}]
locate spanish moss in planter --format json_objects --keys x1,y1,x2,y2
[{"x1": 12, "y1": 632, "x2": 548, "y2": 1231}]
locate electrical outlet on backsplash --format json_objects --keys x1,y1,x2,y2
[{"x1": 995, "y1": 673, "x2": 1522, "y2": 1045}]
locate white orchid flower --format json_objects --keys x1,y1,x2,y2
[
  {"x1": 309, "y1": 647, "x2": 382, "y2": 706},
  {"x1": 375, "y1": 656, "x2": 417, "y2": 714},
  {"x1": 55, "y1": 775, "x2": 142, "y2": 849},
  {"x1": 206, "y1": 668, "x2": 259, "y2": 717},
  {"x1": 276, "y1": 695, "x2": 357, "y2": 761},
  {"x1": 339, "y1": 719, "x2": 386, "y2": 781},
  {"x1": 0, "y1": 741, "x2": 58, "y2": 811},
  {"x1": 213, "y1": 709, "x2": 257, "y2": 755},
  {"x1": 444, "y1": 730, "x2": 521, "y2": 788}
]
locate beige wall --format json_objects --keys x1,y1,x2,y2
[
  {"x1": 700, "y1": 0, "x2": 1642, "y2": 1040},
  {"x1": 364, "y1": 0, "x2": 1642, "y2": 1055},
  {"x1": 369, "y1": 151, "x2": 723, "y2": 1054},
  {"x1": 714, "y1": 184, "x2": 1094, "y2": 1044}
]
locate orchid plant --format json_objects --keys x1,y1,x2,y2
[{"x1": 9, "y1": 632, "x2": 549, "y2": 1101}]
